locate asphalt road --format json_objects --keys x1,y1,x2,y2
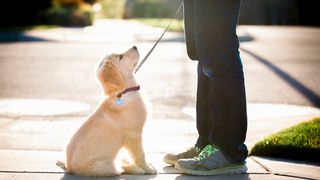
[
  {"x1": 0, "y1": 21, "x2": 319, "y2": 121},
  {"x1": 0, "y1": 22, "x2": 320, "y2": 180}
]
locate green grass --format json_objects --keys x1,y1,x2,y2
[
  {"x1": 250, "y1": 117, "x2": 320, "y2": 162},
  {"x1": 133, "y1": 18, "x2": 184, "y2": 32},
  {"x1": 0, "y1": 25, "x2": 58, "y2": 32}
]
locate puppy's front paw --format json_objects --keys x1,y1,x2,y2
[
  {"x1": 143, "y1": 163, "x2": 157, "y2": 175},
  {"x1": 122, "y1": 163, "x2": 146, "y2": 175}
]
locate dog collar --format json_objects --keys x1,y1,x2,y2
[{"x1": 117, "y1": 85, "x2": 140, "y2": 98}]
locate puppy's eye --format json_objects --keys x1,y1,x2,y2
[{"x1": 119, "y1": 55, "x2": 123, "y2": 60}]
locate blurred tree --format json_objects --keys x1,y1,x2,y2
[
  {"x1": 239, "y1": 0, "x2": 319, "y2": 26},
  {"x1": 0, "y1": 0, "x2": 317, "y2": 27},
  {"x1": 83, "y1": 0, "x2": 99, "y2": 5},
  {"x1": 124, "y1": 0, "x2": 182, "y2": 18},
  {"x1": 54, "y1": 0, "x2": 82, "y2": 6},
  {"x1": 96, "y1": 0, "x2": 125, "y2": 19},
  {"x1": 44, "y1": 0, "x2": 94, "y2": 26},
  {"x1": 0, "y1": 0, "x2": 51, "y2": 26},
  {"x1": 239, "y1": 0, "x2": 299, "y2": 25},
  {"x1": 296, "y1": 0, "x2": 319, "y2": 26}
]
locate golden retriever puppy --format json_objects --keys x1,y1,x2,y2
[{"x1": 56, "y1": 46, "x2": 157, "y2": 177}]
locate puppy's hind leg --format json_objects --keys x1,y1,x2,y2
[{"x1": 77, "y1": 161, "x2": 120, "y2": 177}]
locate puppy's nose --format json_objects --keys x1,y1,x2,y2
[{"x1": 132, "y1": 46, "x2": 137, "y2": 50}]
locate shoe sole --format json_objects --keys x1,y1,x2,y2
[
  {"x1": 175, "y1": 163, "x2": 247, "y2": 176},
  {"x1": 163, "y1": 157, "x2": 176, "y2": 166}
]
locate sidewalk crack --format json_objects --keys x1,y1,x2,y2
[{"x1": 249, "y1": 156, "x2": 273, "y2": 174}]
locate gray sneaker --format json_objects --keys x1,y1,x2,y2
[
  {"x1": 175, "y1": 144, "x2": 247, "y2": 176},
  {"x1": 163, "y1": 146, "x2": 202, "y2": 165}
]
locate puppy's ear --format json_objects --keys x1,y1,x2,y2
[{"x1": 101, "y1": 62, "x2": 124, "y2": 94}]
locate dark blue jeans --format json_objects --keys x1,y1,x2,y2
[{"x1": 184, "y1": 0, "x2": 248, "y2": 163}]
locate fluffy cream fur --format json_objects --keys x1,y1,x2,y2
[{"x1": 56, "y1": 46, "x2": 157, "y2": 177}]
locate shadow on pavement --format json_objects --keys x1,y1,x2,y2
[
  {"x1": 141, "y1": 33, "x2": 254, "y2": 43},
  {"x1": 60, "y1": 174, "x2": 157, "y2": 180},
  {"x1": 175, "y1": 174, "x2": 250, "y2": 180},
  {"x1": 240, "y1": 47, "x2": 320, "y2": 107},
  {"x1": 238, "y1": 34, "x2": 254, "y2": 43},
  {"x1": 0, "y1": 32, "x2": 52, "y2": 42},
  {"x1": 59, "y1": 173, "x2": 250, "y2": 180}
]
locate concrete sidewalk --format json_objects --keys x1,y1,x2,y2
[
  {"x1": 0, "y1": 149, "x2": 319, "y2": 180},
  {"x1": 0, "y1": 106, "x2": 319, "y2": 180}
]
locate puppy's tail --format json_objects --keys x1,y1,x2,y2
[{"x1": 56, "y1": 160, "x2": 68, "y2": 172}]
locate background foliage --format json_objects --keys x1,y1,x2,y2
[
  {"x1": 96, "y1": 0, "x2": 125, "y2": 19},
  {"x1": 0, "y1": 0, "x2": 318, "y2": 27},
  {"x1": 44, "y1": 0, "x2": 94, "y2": 26}
]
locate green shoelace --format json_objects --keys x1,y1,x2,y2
[{"x1": 195, "y1": 144, "x2": 217, "y2": 161}]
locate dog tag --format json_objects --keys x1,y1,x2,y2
[{"x1": 115, "y1": 98, "x2": 124, "y2": 105}]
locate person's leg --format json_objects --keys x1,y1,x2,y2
[
  {"x1": 176, "y1": 1, "x2": 248, "y2": 175},
  {"x1": 207, "y1": 67, "x2": 248, "y2": 163},
  {"x1": 175, "y1": 1, "x2": 248, "y2": 174},
  {"x1": 193, "y1": 0, "x2": 248, "y2": 163},
  {"x1": 195, "y1": 62, "x2": 211, "y2": 149}
]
